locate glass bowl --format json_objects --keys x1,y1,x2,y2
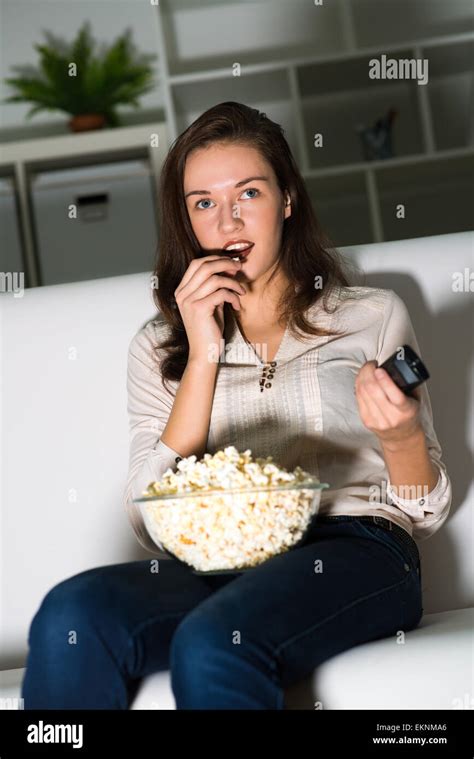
[{"x1": 133, "y1": 480, "x2": 329, "y2": 575}]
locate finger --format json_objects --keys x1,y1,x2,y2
[
  {"x1": 176, "y1": 255, "x2": 220, "y2": 292},
  {"x1": 358, "y1": 383, "x2": 391, "y2": 428},
  {"x1": 187, "y1": 273, "x2": 246, "y2": 304},
  {"x1": 374, "y1": 367, "x2": 410, "y2": 407},
  {"x1": 196, "y1": 288, "x2": 242, "y2": 313},
  {"x1": 356, "y1": 388, "x2": 388, "y2": 432},
  {"x1": 360, "y1": 368, "x2": 393, "y2": 408},
  {"x1": 355, "y1": 388, "x2": 371, "y2": 423},
  {"x1": 177, "y1": 257, "x2": 241, "y2": 300}
]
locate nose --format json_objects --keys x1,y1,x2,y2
[{"x1": 218, "y1": 200, "x2": 243, "y2": 234}]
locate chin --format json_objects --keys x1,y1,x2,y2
[
  {"x1": 246, "y1": 263, "x2": 271, "y2": 280},
  {"x1": 239, "y1": 270, "x2": 253, "y2": 282}
]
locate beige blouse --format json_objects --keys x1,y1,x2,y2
[{"x1": 124, "y1": 286, "x2": 452, "y2": 554}]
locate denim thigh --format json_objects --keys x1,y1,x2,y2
[
  {"x1": 23, "y1": 519, "x2": 423, "y2": 707},
  {"x1": 22, "y1": 558, "x2": 239, "y2": 708},
  {"x1": 170, "y1": 517, "x2": 423, "y2": 691}
]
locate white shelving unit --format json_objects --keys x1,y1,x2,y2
[
  {"x1": 153, "y1": 0, "x2": 473, "y2": 247},
  {"x1": 1, "y1": 0, "x2": 473, "y2": 285}
]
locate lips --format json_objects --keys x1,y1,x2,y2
[{"x1": 221, "y1": 240, "x2": 254, "y2": 260}]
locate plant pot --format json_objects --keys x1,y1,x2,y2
[{"x1": 69, "y1": 114, "x2": 106, "y2": 132}]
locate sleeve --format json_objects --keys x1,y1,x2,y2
[
  {"x1": 375, "y1": 290, "x2": 453, "y2": 542},
  {"x1": 123, "y1": 322, "x2": 183, "y2": 554}
]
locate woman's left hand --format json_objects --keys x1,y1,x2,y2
[{"x1": 355, "y1": 360, "x2": 423, "y2": 447}]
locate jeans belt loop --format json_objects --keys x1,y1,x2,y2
[{"x1": 373, "y1": 515, "x2": 392, "y2": 531}]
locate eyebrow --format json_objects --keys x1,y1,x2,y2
[{"x1": 184, "y1": 175, "x2": 269, "y2": 199}]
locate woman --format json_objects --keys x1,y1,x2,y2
[{"x1": 21, "y1": 102, "x2": 452, "y2": 710}]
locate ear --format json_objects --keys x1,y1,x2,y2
[{"x1": 284, "y1": 191, "x2": 292, "y2": 220}]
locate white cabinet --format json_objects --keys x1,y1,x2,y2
[
  {"x1": 30, "y1": 158, "x2": 158, "y2": 285},
  {"x1": 0, "y1": 123, "x2": 168, "y2": 286}
]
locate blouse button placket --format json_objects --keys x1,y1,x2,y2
[{"x1": 259, "y1": 361, "x2": 277, "y2": 392}]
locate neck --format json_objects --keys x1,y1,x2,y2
[{"x1": 237, "y1": 265, "x2": 289, "y2": 327}]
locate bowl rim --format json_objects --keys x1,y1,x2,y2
[{"x1": 133, "y1": 480, "x2": 329, "y2": 503}]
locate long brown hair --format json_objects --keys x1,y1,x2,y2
[{"x1": 152, "y1": 101, "x2": 353, "y2": 391}]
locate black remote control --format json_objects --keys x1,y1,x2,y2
[{"x1": 379, "y1": 344, "x2": 430, "y2": 396}]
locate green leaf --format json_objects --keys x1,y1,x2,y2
[{"x1": 2, "y1": 20, "x2": 157, "y2": 122}]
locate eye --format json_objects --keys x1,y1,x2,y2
[
  {"x1": 194, "y1": 187, "x2": 260, "y2": 210},
  {"x1": 195, "y1": 198, "x2": 214, "y2": 210},
  {"x1": 241, "y1": 187, "x2": 260, "y2": 199}
]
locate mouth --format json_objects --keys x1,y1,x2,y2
[{"x1": 221, "y1": 241, "x2": 254, "y2": 261}]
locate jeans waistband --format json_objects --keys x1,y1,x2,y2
[{"x1": 315, "y1": 515, "x2": 420, "y2": 569}]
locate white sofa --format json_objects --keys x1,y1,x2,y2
[{"x1": 1, "y1": 230, "x2": 472, "y2": 710}]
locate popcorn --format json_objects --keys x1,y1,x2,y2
[{"x1": 140, "y1": 446, "x2": 322, "y2": 572}]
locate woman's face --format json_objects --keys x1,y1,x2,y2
[{"x1": 183, "y1": 143, "x2": 291, "y2": 285}]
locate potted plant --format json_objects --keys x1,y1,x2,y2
[{"x1": 2, "y1": 21, "x2": 157, "y2": 132}]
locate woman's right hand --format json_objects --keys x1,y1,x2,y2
[{"x1": 174, "y1": 255, "x2": 247, "y2": 364}]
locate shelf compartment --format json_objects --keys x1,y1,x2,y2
[
  {"x1": 302, "y1": 84, "x2": 424, "y2": 170},
  {"x1": 376, "y1": 153, "x2": 474, "y2": 241},
  {"x1": 423, "y1": 39, "x2": 474, "y2": 151},
  {"x1": 172, "y1": 70, "x2": 301, "y2": 163},
  {"x1": 350, "y1": 0, "x2": 474, "y2": 48},
  {"x1": 305, "y1": 171, "x2": 372, "y2": 247},
  {"x1": 297, "y1": 48, "x2": 420, "y2": 97},
  {"x1": 159, "y1": 0, "x2": 345, "y2": 76},
  {"x1": 299, "y1": 48, "x2": 424, "y2": 169}
]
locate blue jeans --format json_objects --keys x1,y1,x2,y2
[{"x1": 21, "y1": 516, "x2": 422, "y2": 710}]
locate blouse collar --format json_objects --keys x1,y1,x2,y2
[{"x1": 221, "y1": 287, "x2": 341, "y2": 366}]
